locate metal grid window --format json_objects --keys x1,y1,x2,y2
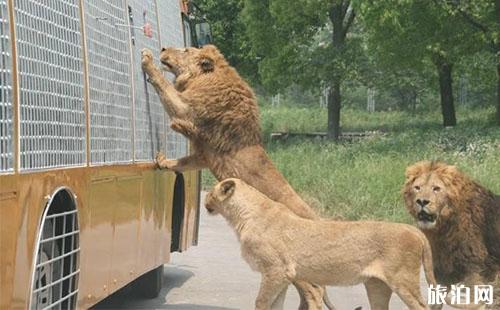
[
  {"x1": 156, "y1": 0, "x2": 188, "y2": 159},
  {"x1": 31, "y1": 209, "x2": 80, "y2": 310},
  {"x1": 15, "y1": 0, "x2": 86, "y2": 171},
  {"x1": 84, "y1": 0, "x2": 133, "y2": 164},
  {"x1": 128, "y1": 0, "x2": 165, "y2": 161},
  {"x1": 0, "y1": 0, "x2": 13, "y2": 172}
]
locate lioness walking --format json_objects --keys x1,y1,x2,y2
[
  {"x1": 206, "y1": 178, "x2": 438, "y2": 310},
  {"x1": 141, "y1": 45, "x2": 330, "y2": 308}
]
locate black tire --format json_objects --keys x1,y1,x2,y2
[{"x1": 133, "y1": 265, "x2": 164, "y2": 299}]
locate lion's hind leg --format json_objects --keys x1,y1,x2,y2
[{"x1": 364, "y1": 277, "x2": 392, "y2": 310}]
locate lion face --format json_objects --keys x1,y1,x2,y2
[
  {"x1": 404, "y1": 161, "x2": 457, "y2": 230},
  {"x1": 159, "y1": 45, "x2": 223, "y2": 80},
  {"x1": 408, "y1": 173, "x2": 450, "y2": 229},
  {"x1": 204, "y1": 179, "x2": 237, "y2": 216}
]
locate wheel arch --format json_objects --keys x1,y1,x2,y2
[{"x1": 28, "y1": 186, "x2": 80, "y2": 309}]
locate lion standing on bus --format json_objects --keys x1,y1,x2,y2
[{"x1": 141, "y1": 45, "x2": 333, "y2": 309}]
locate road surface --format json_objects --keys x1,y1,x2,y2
[{"x1": 94, "y1": 201, "x2": 450, "y2": 310}]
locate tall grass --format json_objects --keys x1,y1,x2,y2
[{"x1": 203, "y1": 104, "x2": 500, "y2": 222}]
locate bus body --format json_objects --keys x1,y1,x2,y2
[{"x1": 0, "y1": 0, "x2": 201, "y2": 309}]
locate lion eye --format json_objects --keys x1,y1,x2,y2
[
  {"x1": 433, "y1": 186, "x2": 441, "y2": 192},
  {"x1": 414, "y1": 186, "x2": 421, "y2": 191}
]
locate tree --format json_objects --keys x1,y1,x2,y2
[
  {"x1": 358, "y1": 0, "x2": 480, "y2": 126},
  {"x1": 435, "y1": 0, "x2": 500, "y2": 125},
  {"x1": 242, "y1": 0, "x2": 357, "y2": 140},
  {"x1": 196, "y1": 0, "x2": 259, "y2": 83},
  {"x1": 328, "y1": 1, "x2": 356, "y2": 139}
]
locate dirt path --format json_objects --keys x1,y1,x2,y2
[{"x1": 94, "y1": 199, "x2": 451, "y2": 309}]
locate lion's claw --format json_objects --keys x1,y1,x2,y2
[{"x1": 141, "y1": 48, "x2": 154, "y2": 67}]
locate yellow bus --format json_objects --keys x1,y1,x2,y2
[{"x1": 0, "y1": 0, "x2": 203, "y2": 308}]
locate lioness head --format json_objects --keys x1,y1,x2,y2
[
  {"x1": 403, "y1": 161, "x2": 462, "y2": 230},
  {"x1": 205, "y1": 178, "x2": 237, "y2": 215},
  {"x1": 159, "y1": 44, "x2": 226, "y2": 80}
]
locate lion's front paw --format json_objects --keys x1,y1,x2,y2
[
  {"x1": 155, "y1": 152, "x2": 176, "y2": 170},
  {"x1": 170, "y1": 120, "x2": 186, "y2": 133},
  {"x1": 155, "y1": 151, "x2": 167, "y2": 167},
  {"x1": 141, "y1": 48, "x2": 154, "y2": 67}
]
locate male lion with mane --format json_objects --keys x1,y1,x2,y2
[
  {"x1": 403, "y1": 161, "x2": 499, "y2": 308},
  {"x1": 141, "y1": 45, "x2": 332, "y2": 309}
]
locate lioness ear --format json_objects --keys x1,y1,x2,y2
[
  {"x1": 217, "y1": 179, "x2": 235, "y2": 201},
  {"x1": 200, "y1": 57, "x2": 214, "y2": 72}
]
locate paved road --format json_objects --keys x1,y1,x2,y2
[{"x1": 94, "y1": 205, "x2": 449, "y2": 310}]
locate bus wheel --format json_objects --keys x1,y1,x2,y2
[
  {"x1": 34, "y1": 221, "x2": 62, "y2": 308},
  {"x1": 30, "y1": 189, "x2": 80, "y2": 310},
  {"x1": 133, "y1": 265, "x2": 164, "y2": 299}
]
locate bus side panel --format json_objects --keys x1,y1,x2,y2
[
  {"x1": 83, "y1": 176, "x2": 116, "y2": 304},
  {"x1": 137, "y1": 170, "x2": 161, "y2": 273},
  {"x1": 0, "y1": 175, "x2": 22, "y2": 309},
  {"x1": 2, "y1": 169, "x2": 92, "y2": 309},
  {"x1": 110, "y1": 175, "x2": 142, "y2": 291},
  {"x1": 157, "y1": 170, "x2": 175, "y2": 264},
  {"x1": 180, "y1": 171, "x2": 201, "y2": 251}
]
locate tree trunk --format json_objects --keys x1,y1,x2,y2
[
  {"x1": 327, "y1": 1, "x2": 354, "y2": 140},
  {"x1": 327, "y1": 79, "x2": 341, "y2": 140},
  {"x1": 497, "y1": 63, "x2": 500, "y2": 125},
  {"x1": 435, "y1": 60, "x2": 457, "y2": 127}
]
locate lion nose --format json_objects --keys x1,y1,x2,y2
[
  {"x1": 416, "y1": 199, "x2": 430, "y2": 207},
  {"x1": 161, "y1": 47, "x2": 166, "y2": 52}
]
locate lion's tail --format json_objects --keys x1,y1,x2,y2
[{"x1": 421, "y1": 234, "x2": 437, "y2": 287}]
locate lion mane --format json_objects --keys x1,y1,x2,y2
[
  {"x1": 403, "y1": 161, "x2": 500, "y2": 286},
  {"x1": 177, "y1": 45, "x2": 262, "y2": 154}
]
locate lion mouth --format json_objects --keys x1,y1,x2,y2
[
  {"x1": 161, "y1": 60, "x2": 178, "y2": 75},
  {"x1": 417, "y1": 210, "x2": 437, "y2": 223},
  {"x1": 204, "y1": 204, "x2": 216, "y2": 215}
]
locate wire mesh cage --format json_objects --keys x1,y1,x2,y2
[
  {"x1": 156, "y1": 0, "x2": 189, "y2": 159},
  {"x1": 30, "y1": 195, "x2": 80, "y2": 310},
  {"x1": 84, "y1": 0, "x2": 133, "y2": 164},
  {"x1": 128, "y1": 0, "x2": 165, "y2": 161},
  {"x1": 0, "y1": 0, "x2": 13, "y2": 173},
  {"x1": 15, "y1": 0, "x2": 86, "y2": 171}
]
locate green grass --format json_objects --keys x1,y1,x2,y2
[{"x1": 203, "y1": 105, "x2": 500, "y2": 223}]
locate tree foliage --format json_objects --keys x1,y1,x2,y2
[
  {"x1": 196, "y1": 0, "x2": 499, "y2": 127},
  {"x1": 357, "y1": 0, "x2": 484, "y2": 126},
  {"x1": 435, "y1": 0, "x2": 500, "y2": 124},
  {"x1": 196, "y1": 0, "x2": 259, "y2": 82}
]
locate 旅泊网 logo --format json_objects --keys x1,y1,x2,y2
[{"x1": 428, "y1": 284, "x2": 494, "y2": 306}]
